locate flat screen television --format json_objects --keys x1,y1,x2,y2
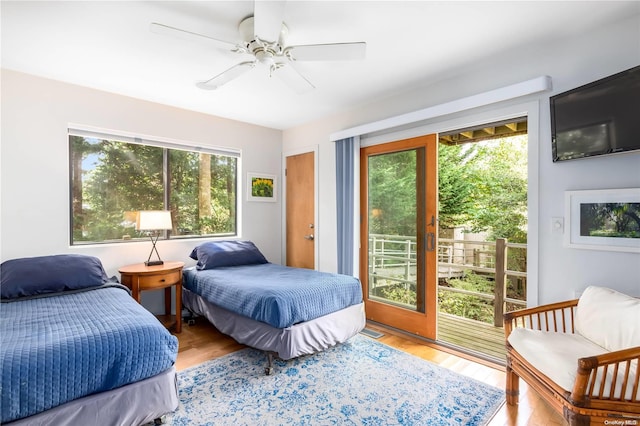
[{"x1": 550, "y1": 65, "x2": 640, "y2": 162}]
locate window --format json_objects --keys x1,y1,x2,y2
[{"x1": 69, "y1": 128, "x2": 239, "y2": 245}]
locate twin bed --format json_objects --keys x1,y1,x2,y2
[
  {"x1": 183, "y1": 240, "x2": 366, "y2": 374},
  {"x1": 1, "y1": 242, "x2": 365, "y2": 423},
  {"x1": 1, "y1": 255, "x2": 179, "y2": 425}
]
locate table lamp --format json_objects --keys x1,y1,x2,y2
[{"x1": 136, "y1": 210, "x2": 172, "y2": 266}]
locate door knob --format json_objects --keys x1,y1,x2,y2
[{"x1": 304, "y1": 234, "x2": 314, "y2": 240}]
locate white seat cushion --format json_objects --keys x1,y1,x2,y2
[
  {"x1": 509, "y1": 328, "x2": 639, "y2": 399},
  {"x1": 508, "y1": 328, "x2": 607, "y2": 391},
  {"x1": 575, "y1": 286, "x2": 640, "y2": 352}
]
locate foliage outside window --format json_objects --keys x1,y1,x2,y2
[
  {"x1": 438, "y1": 136, "x2": 528, "y2": 243},
  {"x1": 368, "y1": 149, "x2": 417, "y2": 238},
  {"x1": 69, "y1": 133, "x2": 238, "y2": 245}
]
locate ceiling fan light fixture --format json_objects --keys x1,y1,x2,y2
[{"x1": 255, "y1": 49, "x2": 275, "y2": 66}]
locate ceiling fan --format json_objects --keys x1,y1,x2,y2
[{"x1": 150, "y1": 2, "x2": 366, "y2": 93}]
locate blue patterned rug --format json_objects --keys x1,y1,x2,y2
[{"x1": 166, "y1": 335, "x2": 504, "y2": 425}]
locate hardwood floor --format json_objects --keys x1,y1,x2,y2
[{"x1": 173, "y1": 319, "x2": 567, "y2": 426}]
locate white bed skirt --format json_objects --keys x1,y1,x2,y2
[
  {"x1": 183, "y1": 288, "x2": 366, "y2": 360},
  {"x1": 7, "y1": 367, "x2": 178, "y2": 426}
]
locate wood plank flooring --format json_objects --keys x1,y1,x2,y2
[
  {"x1": 172, "y1": 318, "x2": 567, "y2": 426},
  {"x1": 437, "y1": 312, "x2": 507, "y2": 360}
]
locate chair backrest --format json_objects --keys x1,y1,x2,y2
[{"x1": 575, "y1": 286, "x2": 640, "y2": 352}]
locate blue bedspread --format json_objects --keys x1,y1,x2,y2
[
  {"x1": 0, "y1": 285, "x2": 178, "y2": 423},
  {"x1": 183, "y1": 264, "x2": 363, "y2": 328}
]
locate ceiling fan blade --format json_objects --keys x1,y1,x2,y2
[
  {"x1": 196, "y1": 61, "x2": 256, "y2": 90},
  {"x1": 253, "y1": 1, "x2": 287, "y2": 43},
  {"x1": 150, "y1": 22, "x2": 238, "y2": 51},
  {"x1": 286, "y1": 42, "x2": 366, "y2": 61},
  {"x1": 273, "y1": 63, "x2": 315, "y2": 94}
]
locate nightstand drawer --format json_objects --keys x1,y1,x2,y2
[{"x1": 137, "y1": 270, "x2": 181, "y2": 289}]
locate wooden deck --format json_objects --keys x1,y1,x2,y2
[{"x1": 437, "y1": 312, "x2": 506, "y2": 361}]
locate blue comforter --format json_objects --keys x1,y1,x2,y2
[
  {"x1": 0, "y1": 284, "x2": 178, "y2": 423},
  {"x1": 183, "y1": 263, "x2": 363, "y2": 328}
]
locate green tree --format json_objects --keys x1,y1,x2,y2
[
  {"x1": 368, "y1": 150, "x2": 417, "y2": 236},
  {"x1": 437, "y1": 143, "x2": 474, "y2": 228},
  {"x1": 464, "y1": 137, "x2": 528, "y2": 243},
  {"x1": 438, "y1": 136, "x2": 527, "y2": 243},
  {"x1": 70, "y1": 136, "x2": 103, "y2": 240},
  {"x1": 83, "y1": 141, "x2": 163, "y2": 241}
]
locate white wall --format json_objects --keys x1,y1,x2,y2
[
  {"x1": 283, "y1": 13, "x2": 640, "y2": 304},
  {"x1": 1, "y1": 70, "x2": 283, "y2": 311}
]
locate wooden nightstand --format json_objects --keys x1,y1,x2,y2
[{"x1": 119, "y1": 261, "x2": 184, "y2": 333}]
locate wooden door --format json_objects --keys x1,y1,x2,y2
[
  {"x1": 286, "y1": 152, "x2": 315, "y2": 269},
  {"x1": 360, "y1": 134, "x2": 438, "y2": 339}
]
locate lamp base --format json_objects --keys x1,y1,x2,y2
[{"x1": 145, "y1": 260, "x2": 164, "y2": 266}]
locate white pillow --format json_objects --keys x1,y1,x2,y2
[{"x1": 575, "y1": 286, "x2": 640, "y2": 352}]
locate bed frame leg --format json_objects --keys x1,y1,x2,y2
[
  {"x1": 265, "y1": 352, "x2": 275, "y2": 375},
  {"x1": 183, "y1": 309, "x2": 198, "y2": 326},
  {"x1": 153, "y1": 415, "x2": 166, "y2": 424}
]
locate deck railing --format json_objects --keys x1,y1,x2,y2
[{"x1": 369, "y1": 233, "x2": 527, "y2": 327}]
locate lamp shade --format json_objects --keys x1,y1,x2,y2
[{"x1": 136, "y1": 210, "x2": 172, "y2": 231}]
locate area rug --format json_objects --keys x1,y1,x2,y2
[{"x1": 166, "y1": 335, "x2": 504, "y2": 425}]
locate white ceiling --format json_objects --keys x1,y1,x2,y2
[{"x1": 2, "y1": 1, "x2": 638, "y2": 130}]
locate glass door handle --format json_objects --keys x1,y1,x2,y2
[{"x1": 425, "y1": 232, "x2": 435, "y2": 251}]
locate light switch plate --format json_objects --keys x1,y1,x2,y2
[{"x1": 551, "y1": 217, "x2": 564, "y2": 234}]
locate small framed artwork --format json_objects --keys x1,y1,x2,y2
[
  {"x1": 247, "y1": 172, "x2": 277, "y2": 202},
  {"x1": 564, "y1": 188, "x2": 640, "y2": 253}
]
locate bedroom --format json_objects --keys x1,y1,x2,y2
[{"x1": 1, "y1": 1, "x2": 639, "y2": 425}]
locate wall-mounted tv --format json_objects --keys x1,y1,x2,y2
[{"x1": 550, "y1": 65, "x2": 640, "y2": 162}]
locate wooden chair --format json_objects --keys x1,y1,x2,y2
[{"x1": 504, "y1": 297, "x2": 640, "y2": 426}]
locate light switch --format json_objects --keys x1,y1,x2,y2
[{"x1": 551, "y1": 217, "x2": 564, "y2": 234}]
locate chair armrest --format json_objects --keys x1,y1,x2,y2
[
  {"x1": 504, "y1": 299, "x2": 579, "y2": 339},
  {"x1": 571, "y1": 346, "x2": 640, "y2": 407}
]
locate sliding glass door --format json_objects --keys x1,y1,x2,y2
[{"x1": 360, "y1": 135, "x2": 438, "y2": 338}]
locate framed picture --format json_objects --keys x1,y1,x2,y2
[
  {"x1": 564, "y1": 188, "x2": 640, "y2": 253},
  {"x1": 247, "y1": 172, "x2": 277, "y2": 202}
]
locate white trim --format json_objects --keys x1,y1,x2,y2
[
  {"x1": 525, "y1": 101, "x2": 540, "y2": 308},
  {"x1": 329, "y1": 76, "x2": 551, "y2": 142},
  {"x1": 68, "y1": 123, "x2": 241, "y2": 157},
  {"x1": 282, "y1": 145, "x2": 320, "y2": 270}
]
